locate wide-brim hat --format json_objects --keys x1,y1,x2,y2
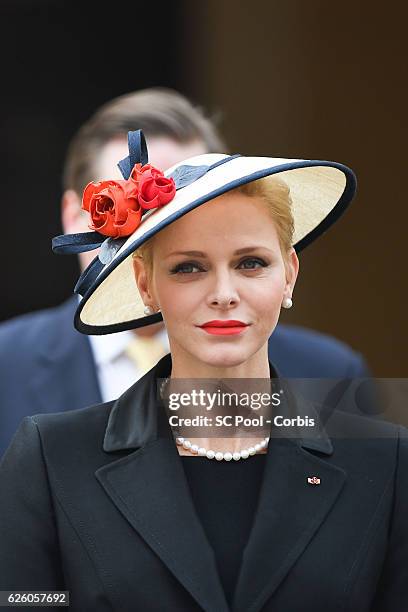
[{"x1": 53, "y1": 130, "x2": 356, "y2": 335}]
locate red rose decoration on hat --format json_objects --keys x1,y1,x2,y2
[
  {"x1": 131, "y1": 163, "x2": 176, "y2": 210},
  {"x1": 82, "y1": 180, "x2": 143, "y2": 239},
  {"x1": 130, "y1": 163, "x2": 162, "y2": 184},
  {"x1": 82, "y1": 163, "x2": 176, "y2": 238}
]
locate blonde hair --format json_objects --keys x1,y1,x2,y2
[
  {"x1": 239, "y1": 175, "x2": 294, "y2": 254},
  {"x1": 133, "y1": 175, "x2": 294, "y2": 280}
]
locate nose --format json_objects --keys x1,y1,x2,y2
[{"x1": 206, "y1": 268, "x2": 240, "y2": 309}]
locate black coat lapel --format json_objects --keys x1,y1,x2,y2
[
  {"x1": 96, "y1": 353, "x2": 229, "y2": 612},
  {"x1": 96, "y1": 437, "x2": 229, "y2": 612},
  {"x1": 232, "y1": 436, "x2": 346, "y2": 612}
]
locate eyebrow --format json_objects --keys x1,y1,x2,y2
[{"x1": 165, "y1": 246, "x2": 272, "y2": 258}]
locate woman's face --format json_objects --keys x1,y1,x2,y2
[{"x1": 133, "y1": 191, "x2": 298, "y2": 371}]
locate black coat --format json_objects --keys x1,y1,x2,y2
[{"x1": 0, "y1": 354, "x2": 405, "y2": 612}]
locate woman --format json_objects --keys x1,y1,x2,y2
[{"x1": 0, "y1": 131, "x2": 406, "y2": 611}]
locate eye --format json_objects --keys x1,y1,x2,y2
[
  {"x1": 170, "y1": 261, "x2": 204, "y2": 274},
  {"x1": 238, "y1": 257, "x2": 268, "y2": 270}
]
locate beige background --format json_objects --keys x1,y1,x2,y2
[{"x1": 181, "y1": 1, "x2": 407, "y2": 376}]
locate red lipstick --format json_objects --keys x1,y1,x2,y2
[{"x1": 198, "y1": 320, "x2": 249, "y2": 336}]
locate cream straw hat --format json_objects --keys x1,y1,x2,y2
[{"x1": 53, "y1": 130, "x2": 356, "y2": 335}]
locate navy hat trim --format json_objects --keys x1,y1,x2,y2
[{"x1": 74, "y1": 256, "x2": 104, "y2": 296}]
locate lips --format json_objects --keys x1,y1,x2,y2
[
  {"x1": 198, "y1": 320, "x2": 249, "y2": 336},
  {"x1": 199, "y1": 320, "x2": 248, "y2": 328}
]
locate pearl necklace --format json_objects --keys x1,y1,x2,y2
[
  {"x1": 160, "y1": 378, "x2": 270, "y2": 461},
  {"x1": 175, "y1": 435, "x2": 270, "y2": 461}
]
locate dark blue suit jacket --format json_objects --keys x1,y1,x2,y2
[{"x1": 0, "y1": 297, "x2": 370, "y2": 457}]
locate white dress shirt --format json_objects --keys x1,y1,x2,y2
[{"x1": 88, "y1": 328, "x2": 170, "y2": 402}]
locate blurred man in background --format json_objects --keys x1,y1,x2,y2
[{"x1": 0, "y1": 88, "x2": 370, "y2": 456}]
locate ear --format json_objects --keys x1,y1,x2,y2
[
  {"x1": 284, "y1": 248, "x2": 299, "y2": 297},
  {"x1": 61, "y1": 189, "x2": 89, "y2": 234},
  {"x1": 132, "y1": 256, "x2": 155, "y2": 307}
]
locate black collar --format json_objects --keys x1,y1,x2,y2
[{"x1": 103, "y1": 353, "x2": 333, "y2": 456}]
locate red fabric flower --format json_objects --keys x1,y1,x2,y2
[
  {"x1": 130, "y1": 163, "x2": 162, "y2": 185},
  {"x1": 82, "y1": 180, "x2": 142, "y2": 238},
  {"x1": 81, "y1": 163, "x2": 176, "y2": 239},
  {"x1": 131, "y1": 163, "x2": 176, "y2": 210}
]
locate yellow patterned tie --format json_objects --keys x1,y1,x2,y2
[{"x1": 125, "y1": 334, "x2": 169, "y2": 377}]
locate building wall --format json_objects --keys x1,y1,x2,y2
[{"x1": 181, "y1": 1, "x2": 407, "y2": 375}]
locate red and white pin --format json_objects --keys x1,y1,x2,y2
[{"x1": 307, "y1": 476, "x2": 321, "y2": 485}]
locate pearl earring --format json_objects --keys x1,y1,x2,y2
[
  {"x1": 144, "y1": 305, "x2": 161, "y2": 315},
  {"x1": 282, "y1": 297, "x2": 293, "y2": 309}
]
